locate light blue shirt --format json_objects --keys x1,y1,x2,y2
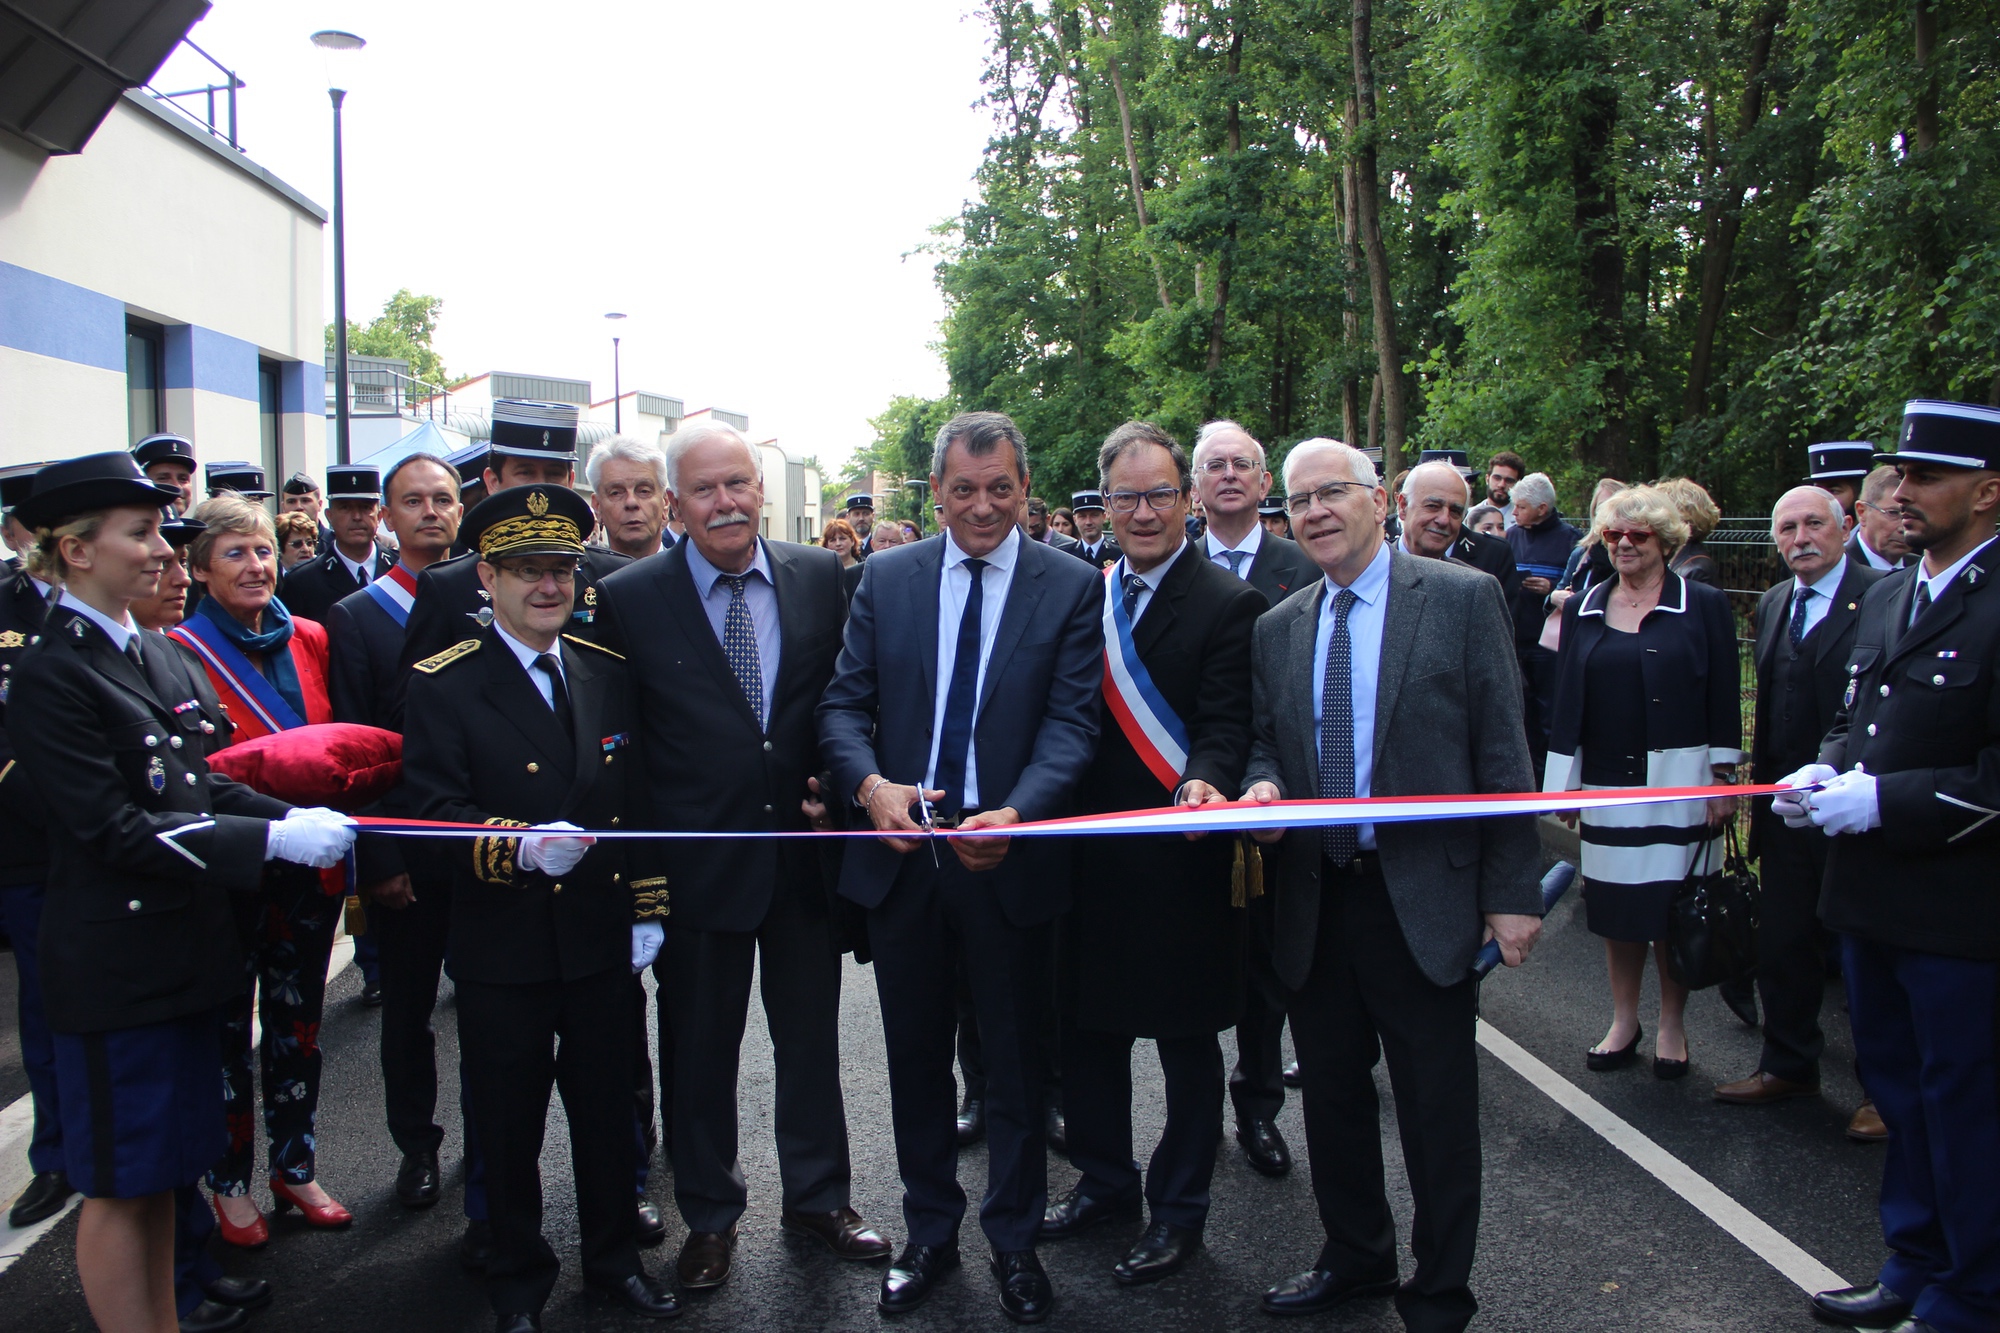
[
  {"x1": 925, "y1": 526, "x2": 1022, "y2": 809},
  {"x1": 686, "y1": 537, "x2": 781, "y2": 723},
  {"x1": 59, "y1": 590, "x2": 138, "y2": 654},
  {"x1": 1789, "y1": 556, "x2": 1848, "y2": 640},
  {"x1": 1311, "y1": 541, "x2": 1393, "y2": 851}
]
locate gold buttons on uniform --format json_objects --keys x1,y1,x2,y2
[
  {"x1": 612, "y1": 873, "x2": 622, "y2": 883},
  {"x1": 610, "y1": 817, "x2": 620, "y2": 826},
  {"x1": 552, "y1": 883, "x2": 563, "y2": 894},
  {"x1": 604, "y1": 755, "x2": 613, "y2": 765},
  {"x1": 527, "y1": 763, "x2": 540, "y2": 774}
]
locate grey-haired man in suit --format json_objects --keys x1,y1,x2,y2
[{"x1": 1242, "y1": 438, "x2": 1543, "y2": 1332}]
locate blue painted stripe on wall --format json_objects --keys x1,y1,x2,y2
[
  {"x1": 163, "y1": 323, "x2": 193, "y2": 389},
  {"x1": 0, "y1": 261, "x2": 125, "y2": 371},
  {"x1": 186, "y1": 327, "x2": 259, "y2": 402},
  {"x1": 280, "y1": 360, "x2": 322, "y2": 414}
]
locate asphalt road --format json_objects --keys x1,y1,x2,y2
[{"x1": 0, "y1": 865, "x2": 1886, "y2": 1332}]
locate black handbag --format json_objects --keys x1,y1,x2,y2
[{"x1": 1666, "y1": 822, "x2": 1760, "y2": 990}]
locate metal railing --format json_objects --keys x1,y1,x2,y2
[
  {"x1": 144, "y1": 39, "x2": 244, "y2": 150},
  {"x1": 325, "y1": 363, "x2": 453, "y2": 421}
]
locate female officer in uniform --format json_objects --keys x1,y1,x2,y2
[{"x1": 6, "y1": 453, "x2": 355, "y2": 1333}]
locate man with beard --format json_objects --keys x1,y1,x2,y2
[{"x1": 1482, "y1": 451, "x2": 1524, "y2": 528}]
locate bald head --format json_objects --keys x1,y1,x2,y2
[
  {"x1": 1397, "y1": 462, "x2": 1472, "y2": 559},
  {"x1": 1771, "y1": 484, "x2": 1847, "y2": 580}
]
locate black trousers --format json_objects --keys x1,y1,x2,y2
[
  {"x1": 869, "y1": 854, "x2": 1051, "y2": 1252},
  {"x1": 1230, "y1": 887, "x2": 1291, "y2": 1125},
  {"x1": 1063, "y1": 1024, "x2": 1224, "y2": 1230},
  {"x1": 1288, "y1": 860, "x2": 1482, "y2": 1333},
  {"x1": 659, "y1": 883, "x2": 850, "y2": 1233},
  {"x1": 457, "y1": 966, "x2": 640, "y2": 1318},
  {"x1": 957, "y1": 961, "x2": 1061, "y2": 1108},
  {"x1": 1754, "y1": 821, "x2": 1830, "y2": 1083},
  {"x1": 374, "y1": 883, "x2": 453, "y2": 1157}
]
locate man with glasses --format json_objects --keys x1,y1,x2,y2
[{"x1": 1848, "y1": 465, "x2": 1914, "y2": 572}]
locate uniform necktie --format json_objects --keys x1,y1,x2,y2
[
  {"x1": 125, "y1": 637, "x2": 144, "y2": 672},
  {"x1": 533, "y1": 652, "x2": 572, "y2": 738},
  {"x1": 1788, "y1": 586, "x2": 1813, "y2": 651},
  {"x1": 1224, "y1": 549, "x2": 1249, "y2": 578},
  {"x1": 1910, "y1": 579, "x2": 1932, "y2": 630},
  {"x1": 721, "y1": 574, "x2": 765, "y2": 729},
  {"x1": 1123, "y1": 573, "x2": 1148, "y2": 623},
  {"x1": 1318, "y1": 588, "x2": 1360, "y2": 866},
  {"x1": 935, "y1": 558, "x2": 988, "y2": 815}
]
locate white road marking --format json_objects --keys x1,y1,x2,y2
[{"x1": 1477, "y1": 1018, "x2": 1849, "y2": 1295}]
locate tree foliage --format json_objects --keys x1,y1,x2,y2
[{"x1": 325, "y1": 289, "x2": 451, "y2": 394}]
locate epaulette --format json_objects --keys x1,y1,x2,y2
[
  {"x1": 562, "y1": 634, "x2": 623, "y2": 659},
  {"x1": 413, "y1": 639, "x2": 481, "y2": 674}
]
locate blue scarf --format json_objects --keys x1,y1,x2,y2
[{"x1": 194, "y1": 595, "x2": 306, "y2": 723}]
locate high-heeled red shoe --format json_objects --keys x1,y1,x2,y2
[
  {"x1": 210, "y1": 1193, "x2": 269, "y2": 1249},
  {"x1": 269, "y1": 1178, "x2": 353, "y2": 1229}
]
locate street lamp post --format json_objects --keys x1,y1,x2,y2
[
  {"x1": 605, "y1": 312, "x2": 627, "y2": 433},
  {"x1": 312, "y1": 30, "x2": 366, "y2": 465}
]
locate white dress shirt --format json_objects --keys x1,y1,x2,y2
[
  {"x1": 1311, "y1": 541, "x2": 1393, "y2": 850},
  {"x1": 334, "y1": 546, "x2": 375, "y2": 585},
  {"x1": 1788, "y1": 556, "x2": 1848, "y2": 641},
  {"x1": 493, "y1": 622, "x2": 566, "y2": 711},
  {"x1": 59, "y1": 590, "x2": 138, "y2": 654},
  {"x1": 1115, "y1": 538, "x2": 1188, "y2": 625},
  {"x1": 924, "y1": 526, "x2": 1022, "y2": 809},
  {"x1": 1204, "y1": 523, "x2": 1262, "y2": 580},
  {"x1": 1909, "y1": 537, "x2": 1997, "y2": 626},
  {"x1": 1853, "y1": 531, "x2": 1897, "y2": 571}
]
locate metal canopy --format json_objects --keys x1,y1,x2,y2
[{"x1": 0, "y1": 0, "x2": 211, "y2": 155}]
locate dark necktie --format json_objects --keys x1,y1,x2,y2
[
  {"x1": 1910, "y1": 579, "x2": 1932, "y2": 630},
  {"x1": 533, "y1": 652, "x2": 573, "y2": 738},
  {"x1": 1224, "y1": 549, "x2": 1249, "y2": 578},
  {"x1": 1318, "y1": 589, "x2": 1360, "y2": 866},
  {"x1": 721, "y1": 574, "x2": 765, "y2": 729},
  {"x1": 935, "y1": 558, "x2": 988, "y2": 815},
  {"x1": 1123, "y1": 573, "x2": 1148, "y2": 623},
  {"x1": 1788, "y1": 586, "x2": 1813, "y2": 651},
  {"x1": 125, "y1": 636, "x2": 144, "y2": 672}
]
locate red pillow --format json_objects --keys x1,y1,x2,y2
[{"x1": 207, "y1": 722, "x2": 403, "y2": 813}]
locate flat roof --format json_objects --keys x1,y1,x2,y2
[{"x1": 120, "y1": 88, "x2": 327, "y2": 222}]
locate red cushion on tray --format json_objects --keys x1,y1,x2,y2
[{"x1": 206, "y1": 722, "x2": 402, "y2": 813}]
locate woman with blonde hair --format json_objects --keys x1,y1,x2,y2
[{"x1": 1657, "y1": 476, "x2": 1723, "y2": 587}]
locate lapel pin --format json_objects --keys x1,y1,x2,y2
[
  {"x1": 71, "y1": 620, "x2": 85, "y2": 638},
  {"x1": 146, "y1": 755, "x2": 166, "y2": 793}
]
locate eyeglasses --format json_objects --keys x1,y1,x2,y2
[
  {"x1": 1106, "y1": 486, "x2": 1184, "y2": 514},
  {"x1": 499, "y1": 561, "x2": 580, "y2": 584},
  {"x1": 1601, "y1": 528, "x2": 1655, "y2": 546},
  {"x1": 1286, "y1": 481, "x2": 1366, "y2": 516},
  {"x1": 1197, "y1": 456, "x2": 1261, "y2": 476},
  {"x1": 1857, "y1": 501, "x2": 1904, "y2": 518}
]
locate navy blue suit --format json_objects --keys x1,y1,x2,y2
[{"x1": 818, "y1": 531, "x2": 1102, "y2": 1250}]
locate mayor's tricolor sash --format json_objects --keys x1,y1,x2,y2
[
  {"x1": 167, "y1": 614, "x2": 306, "y2": 735},
  {"x1": 363, "y1": 563, "x2": 420, "y2": 628},
  {"x1": 1100, "y1": 562, "x2": 1189, "y2": 791}
]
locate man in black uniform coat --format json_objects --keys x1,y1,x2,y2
[
  {"x1": 132, "y1": 433, "x2": 198, "y2": 516},
  {"x1": 281, "y1": 472, "x2": 334, "y2": 554},
  {"x1": 399, "y1": 400, "x2": 630, "y2": 673},
  {"x1": 1041, "y1": 423, "x2": 1264, "y2": 1287},
  {"x1": 597, "y1": 419, "x2": 889, "y2": 1293},
  {"x1": 280, "y1": 465, "x2": 392, "y2": 625},
  {"x1": 1715, "y1": 487, "x2": 1882, "y2": 1111},
  {"x1": 1070, "y1": 491, "x2": 1121, "y2": 570},
  {"x1": 402, "y1": 484, "x2": 677, "y2": 1332},
  {"x1": 1779, "y1": 401, "x2": 2000, "y2": 1333}
]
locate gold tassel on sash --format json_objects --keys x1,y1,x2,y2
[
  {"x1": 343, "y1": 894, "x2": 367, "y2": 937},
  {"x1": 1231, "y1": 837, "x2": 1266, "y2": 907}
]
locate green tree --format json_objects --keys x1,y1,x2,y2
[{"x1": 325, "y1": 289, "x2": 451, "y2": 397}]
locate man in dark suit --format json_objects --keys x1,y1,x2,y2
[
  {"x1": 400, "y1": 401, "x2": 629, "y2": 673},
  {"x1": 1040, "y1": 423, "x2": 1264, "y2": 1287},
  {"x1": 1716, "y1": 487, "x2": 1882, "y2": 1112},
  {"x1": 1070, "y1": 491, "x2": 1121, "y2": 569},
  {"x1": 1243, "y1": 438, "x2": 1543, "y2": 1330},
  {"x1": 597, "y1": 420, "x2": 888, "y2": 1292},
  {"x1": 402, "y1": 484, "x2": 677, "y2": 1332},
  {"x1": 818, "y1": 411, "x2": 1102, "y2": 1323},
  {"x1": 1847, "y1": 464, "x2": 1915, "y2": 572},
  {"x1": 280, "y1": 465, "x2": 392, "y2": 625},
  {"x1": 1783, "y1": 402, "x2": 2000, "y2": 1333},
  {"x1": 1026, "y1": 496, "x2": 1083, "y2": 556},
  {"x1": 1188, "y1": 419, "x2": 1313, "y2": 1177},
  {"x1": 1395, "y1": 460, "x2": 1525, "y2": 591}
]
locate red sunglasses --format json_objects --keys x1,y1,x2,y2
[{"x1": 1602, "y1": 528, "x2": 1655, "y2": 546}]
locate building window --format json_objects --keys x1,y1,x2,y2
[
  {"x1": 258, "y1": 359, "x2": 282, "y2": 480},
  {"x1": 126, "y1": 320, "x2": 162, "y2": 442}
]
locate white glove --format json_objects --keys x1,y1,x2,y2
[
  {"x1": 1809, "y1": 769, "x2": 1881, "y2": 837},
  {"x1": 1772, "y1": 763, "x2": 1838, "y2": 828},
  {"x1": 518, "y1": 821, "x2": 594, "y2": 876},
  {"x1": 264, "y1": 808, "x2": 357, "y2": 868},
  {"x1": 631, "y1": 921, "x2": 664, "y2": 974}
]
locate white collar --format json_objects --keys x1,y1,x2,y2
[
  {"x1": 58, "y1": 589, "x2": 137, "y2": 651},
  {"x1": 1579, "y1": 569, "x2": 1689, "y2": 618},
  {"x1": 1118, "y1": 538, "x2": 1188, "y2": 593},
  {"x1": 493, "y1": 621, "x2": 562, "y2": 678},
  {"x1": 1204, "y1": 523, "x2": 1263, "y2": 558},
  {"x1": 334, "y1": 546, "x2": 374, "y2": 581},
  {"x1": 1797, "y1": 556, "x2": 1848, "y2": 599},
  {"x1": 1914, "y1": 537, "x2": 1997, "y2": 605},
  {"x1": 943, "y1": 525, "x2": 1021, "y2": 573}
]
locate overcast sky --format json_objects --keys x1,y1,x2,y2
[{"x1": 153, "y1": 1, "x2": 994, "y2": 473}]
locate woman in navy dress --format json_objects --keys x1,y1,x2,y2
[{"x1": 6, "y1": 454, "x2": 355, "y2": 1332}]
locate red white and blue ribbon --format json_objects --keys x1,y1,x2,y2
[
  {"x1": 1099, "y1": 562, "x2": 1188, "y2": 791},
  {"x1": 167, "y1": 615, "x2": 305, "y2": 734},
  {"x1": 362, "y1": 563, "x2": 420, "y2": 628}
]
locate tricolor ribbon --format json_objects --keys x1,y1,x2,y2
[
  {"x1": 1100, "y1": 561, "x2": 1188, "y2": 791},
  {"x1": 363, "y1": 563, "x2": 420, "y2": 628}
]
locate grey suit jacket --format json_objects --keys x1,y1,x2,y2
[{"x1": 1243, "y1": 546, "x2": 1542, "y2": 989}]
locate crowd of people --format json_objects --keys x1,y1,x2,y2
[{"x1": 0, "y1": 396, "x2": 1995, "y2": 1333}]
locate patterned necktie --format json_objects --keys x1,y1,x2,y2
[
  {"x1": 1123, "y1": 573, "x2": 1148, "y2": 622},
  {"x1": 721, "y1": 574, "x2": 765, "y2": 729},
  {"x1": 1224, "y1": 549, "x2": 1249, "y2": 579},
  {"x1": 1318, "y1": 588, "x2": 1360, "y2": 866},
  {"x1": 1910, "y1": 579, "x2": 1932, "y2": 630},
  {"x1": 934, "y1": 558, "x2": 988, "y2": 815},
  {"x1": 533, "y1": 652, "x2": 572, "y2": 738},
  {"x1": 1788, "y1": 586, "x2": 1813, "y2": 651}
]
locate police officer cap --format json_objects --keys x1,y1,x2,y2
[
  {"x1": 0, "y1": 467, "x2": 44, "y2": 512},
  {"x1": 326, "y1": 464, "x2": 383, "y2": 502},
  {"x1": 281, "y1": 472, "x2": 320, "y2": 496},
  {"x1": 1418, "y1": 448, "x2": 1477, "y2": 478},
  {"x1": 1876, "y1": 401, "x2": 2000, "y2": 472},
  {"x1": 17, "y1": 453, "x2": 182, "y2": 529},
  {"x1": 1071, "y1": 490, "x2": 1106, "y2": 512},
  {"x1": 488, "y1": 399, "x2": 580, "y2": 462},
  {"x1": 132, "y1": 433, "x2": 197, "y2": 468},
  {"x1": 205, "y1": 462, "x2": 272, "y2": 499},
  {"x1": 461, "y1": 485, "x2": 596, "y2": 562},
  {"x1": 159, "y1": 506, "x2": 207, "y2": 548},
  {"x1": 1258, "y1": 496, "x2": 1289, "y2": 518},
  {"x1": 1806, "y1": 441, "x2": 1874, "y2": 482},
  {"x1": 844, "y1": 494, "x2": 875, "y2": 511}
]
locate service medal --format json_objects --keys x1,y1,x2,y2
[
  {"x1": 147, "y1": 755, "x2": 167, "y2": 793},
  {"x1": 1844, "y1": 679, "x2": 1858, "y2": 709}
]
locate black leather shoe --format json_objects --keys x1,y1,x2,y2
[
  {"x1": 1587, "y1": 1024, "x2": 1643, "y2": 1072},
  {"x1": 395, "y1": 1150, "x2": 440, "y2": 1209},
  {"x1": 1039, "y1": 1187, "x2": 1142, "y2": 1239},
  {"x1": 179, "y1": 1300, "x2": 248, "y2": 1333},
  {"x1": 8, "y1": 1170, "x2": 74, "y2": 1227},
  {"x1": 991, "y1": 1249, "x2": 1054, "y2": 1324},
  {"x1": 1113, "y1": 1220, "x2": 1201, "y2": 1286},
  {"x1": 1810, "y1": 1282, "x2": 1912, "y2": 1328},
  {"x1": 459, "y1": 1219, "x2": 494, "y2": 1272},
  {"x1": 202, "y1": 1276, "x2": 272, "y2": 1310},
  {"x1": 1044, "y1": 1105, "x2": 1067, "y2": 1155},
  {"x1": 956, "y1": 1097, "x2": 987, "y2": 1146},
  {"x1": 635, "y1": 1200, "x2": 667, "y2": 1248},
  {"x1": 879, "y1": 1241, "x2": 960, "y2": 1315},
  {"x1": 1282, "y1": 1060, "x2": 1302, "y2": 1088},
  {"x1": 361, "y1": 979, "x2": 384, "y2": 1007},
  {"x1": 1719, "y1": 976, "x2": 1760, "y2": 1028},
  {"x1": 1261, "y1": 1267, "x2": 1400, "y2": 1315},
  {"x1": 494, "y1": 1316, "x2": 539, "y2": 1333},
  {"x1": 586, "y1": 1272, "x2": 681, "y2": 1319},
  {"x1": 1236, "y1": 1119, "x2": 1292, "y2": 1177}
]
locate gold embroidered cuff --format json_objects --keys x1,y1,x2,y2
[
  {"x1": 631, "y1": 877, "x2": 670, "y2": 920},
  {"x1": 475, "y1": 818, "x2": 530, "y2": 885}
]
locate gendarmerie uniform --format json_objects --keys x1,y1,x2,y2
[
  {"x1": 1070, "y1": 491, "x2": 1121, "y2": 570},
  {"x1": 5, "y1": 455, "x2": 290, "y2": 1201},
  {"x1": 282, "y1": 472, "x2": 335, "y2": 555},
  {"x1": 1813, "y1": 401, "x2": 2000, "y2": 1333},
  {"x1": 133, "y1": 433, "x2": 198, "y2": 515},
  {"x1": 204, "y1": 461, "x2": 274, "y2": 502},
  {"x1": 1807, "y1": 440, "x2": 1873, "y2": 513},
  {"x1": 280, "y1": 465, "x2": 392, "y2": 625},
  {"x1": 401, "y1": 484, "x2": 671, "y2": 1323}
]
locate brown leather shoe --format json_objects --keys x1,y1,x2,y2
[
  {"x1": 1847, "y1": 1098, "x2": 1889, "y2": 1142},
  {"x1": 676, "y1": 1226, "x2": 737, "y2": 1289},
  {"x1": 1713, "y1": 1070, "x2": 1820, "y2": 1104},
  {"x1": 782, "y1": 1206, "x2": 893, "y2": 1261}
]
